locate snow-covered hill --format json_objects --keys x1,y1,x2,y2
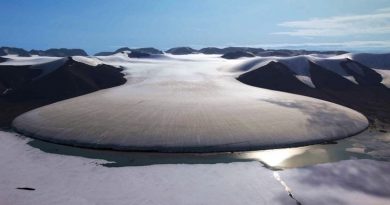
[
  {"x1": 233, "y1": 53, "x2": 390, "y2": 122},
  {"x1": 0, "y1": 56, "x2": 125, "y2": 127}
]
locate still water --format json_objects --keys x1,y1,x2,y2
[{"x1": 24, "y1": 127, "x2": 389, "y2": 170}]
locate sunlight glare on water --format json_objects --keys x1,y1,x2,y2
[{"x1": 243, "y1": 147, "x2": 309, "y2": 167}]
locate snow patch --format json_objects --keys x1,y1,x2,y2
[
  {"x1": 295, "y1": 75, "x2": 316, "y2": 88},
  {"x1": 72, "y1": 56, "x2": 102, "y2": 66},
  {"x1": 373, "y1": 69, "x2": 390, "y2": 88},
  {"x1": 0, "y1": 55, "x2": 62, "y2": 66}
]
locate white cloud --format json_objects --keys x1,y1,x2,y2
[
  {"x1": 376, "y1": 7, "x2": 390, "y2": 13},
  {"x1": 275, "y1": 8, "x2": 390, "y2": 36},
  {"x1": 233, "y1": 40, "x2": 390, "y2": 52},
  {"x1": 258, "y1": 41, "x2": 390, "y2": 48}
]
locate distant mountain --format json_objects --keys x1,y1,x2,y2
[
  {"x1": 165, "y1": 47, "x2": 198, "y2": 55},
  {"x1": 95, "y1": 47, "x2": 163, "y2": 56},
  {"x1": 1, "y1": 46, "x2": 348, "y2": 57},
  {"x1": 30, "y1": 48, "x2": 88, "y2": 57},
  {"x1": 93, "y1": 46, "x2": 349, "y2": 57},
  {"x1": 256, "y1": 50, "x2": 296, "y2": 57},
  {"x1": 197, "y1": 47, "x2": 222, "y2": 54},
  {"x1": 198, "y1": 47, "x2": 346, "y2": 57},
  {"x1": 111, "y1": 47, "x2": 158, "y2": 54},
  {"x1": 163, "y1": 46, "x2": 345, "y2": 57},
  {"x1": 114, "y1": 47, "x2": 132, "y2": 53},
  {"x1": 0, "y1": 47, "x2": 88, "y2": 57},
  {"x1": 121, "y1": 47, "x2": 162, "y2": 54},
  {"x1": 221, "y1": 51, "x2": 255, "y2": 59},
  {"x1": 94, "y1": 51, "x2": 114, "y2": 56},
  {"x1": 256, "y1": 49, "x2": 347, "y2": 57},
  {"x1": 132, "y1": 47, "x2": 163, "y2": 54},
  {"x1": 127, "y1": 51, "x2": 151, "y2": 58},
  {"x1": 198, "y1": 47, "x2": 265, "y2": 55},
  {"x1": 0, "y1": 47, "x2": 30, "y2": 57}
]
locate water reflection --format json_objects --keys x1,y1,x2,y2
[
  {"x1": 242, "y1": 141, "x2": 367, "y2": 170},
  {"x1": 24, "y1": 127, "x2": 389, "y2": 170},
  {"x1": 242, "y1": 148, "x2": 309, "y2": 167}
]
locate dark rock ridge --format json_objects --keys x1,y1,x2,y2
[
  {"x1": 166, "y1": 46, "x2": 346, "y2": 56},
  {"x1": 165, "y1": 47, "x2": 198, "y2": 55},
  {"x1": 115, "y1": 47, "x2": 133, "y2": 53},
  {"x1": 30, "y1": 48, "x2": 88, "y2": 57},
  {"x1": 91, "y1": 46, "x2": 346, "y2": 57},
  {"x1": 127, "y1": 51, "x2": 151, "y2": 58},
  {"x1": 199, "y1": 47, "x2": 265, "y2": 54},
  {"x1": 0, "y1": 47, "x2": 30, "y2": 57},
  {"x1": 0, "y1": 47, "x2": 88, "y2": 57},
  {"x1": 94, "y1": 51, "x2": 114, "y2": 56},
  {"x1": 1, "y1": 46, "x2": 347, "y2": 57},
  {"x1": 128, "y1": 47, "x2": 163, "y2": 54},
  {"x1": 256, "y1": 50, "x2": 294, "y2": 57},
  {"x1": 0, "y1": 57, "x2": 126, "y2": 128},
  {"x1": 221, "y1": 51, "x2": 256, "y2": 59},
  {"x1": 237, "y1": 60, "x2": 390, "y2": 123},
  {"x1": 238, "y1": 61, "x2": 318, "y2": 94},
  {"x1": 115, "y1": 47, "x2": 163, "y2": 54},
  {"x1": 255, "y1": 49, "x2": 346, "y2": 57},
  {"x1": 0, "y1": 57, "x2": 7, "y2": 63},
  {"x1": 347, "y1": 53, "x2": 390, "y2": 68},
  {"x1": 95, "y1": 47, "x2": 163, "y2": 56}
]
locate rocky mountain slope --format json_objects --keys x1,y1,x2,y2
[
  {"x1": 235, "y1": 53, "x2": 390, "y2": 123},
  {"x1": 0, "y1": 56, "x2": 126, "y2": 127}
]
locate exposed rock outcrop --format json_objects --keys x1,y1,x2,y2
[
  {"x1": 221, "y1": 51, "x2": 255, "y2": 59},
  {"x1": 238, "y1": 60, "x2": 390, "y2": 123},
  {"x1": 165, "y1": 47, "x2": 198, "y2": 55},
  {"x1": 95, "y1": 47, "x2": 163, "y2": 56},
  {"x1": 0, "y1": 47, "x2": 30, "y2": 57},
  {"x1": 0, "y1": 57, "x2": 126, "y2": 127},
  {"x1": 30, "y1": 48, "x2": 88, "y2": 57},
  {"x1": 127, "y1": 51, "x2": 151, "y2": 58}
]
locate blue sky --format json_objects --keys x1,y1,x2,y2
[{"x1": 1, "y1": 0, "x2": 390, "y2": 54}]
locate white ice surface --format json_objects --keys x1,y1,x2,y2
[
  {"x1": 0, "y1": 55, "x2": 62, "y2": 66},
  {"x1": 72, "y1": 56, "x2": 102, "y2": 66},
  {"x1": 0, "y1": 131, "x2": 293, "y2": 205},
  {"x1": 12, "y1": 54, "x2": 368, "y2": 152},
  {"x1": 279, "y1": 159, "x2": 390, "y2": 205},
  {"x1": 0, "y1": 131, "x2": 388, "y2": 205}
]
